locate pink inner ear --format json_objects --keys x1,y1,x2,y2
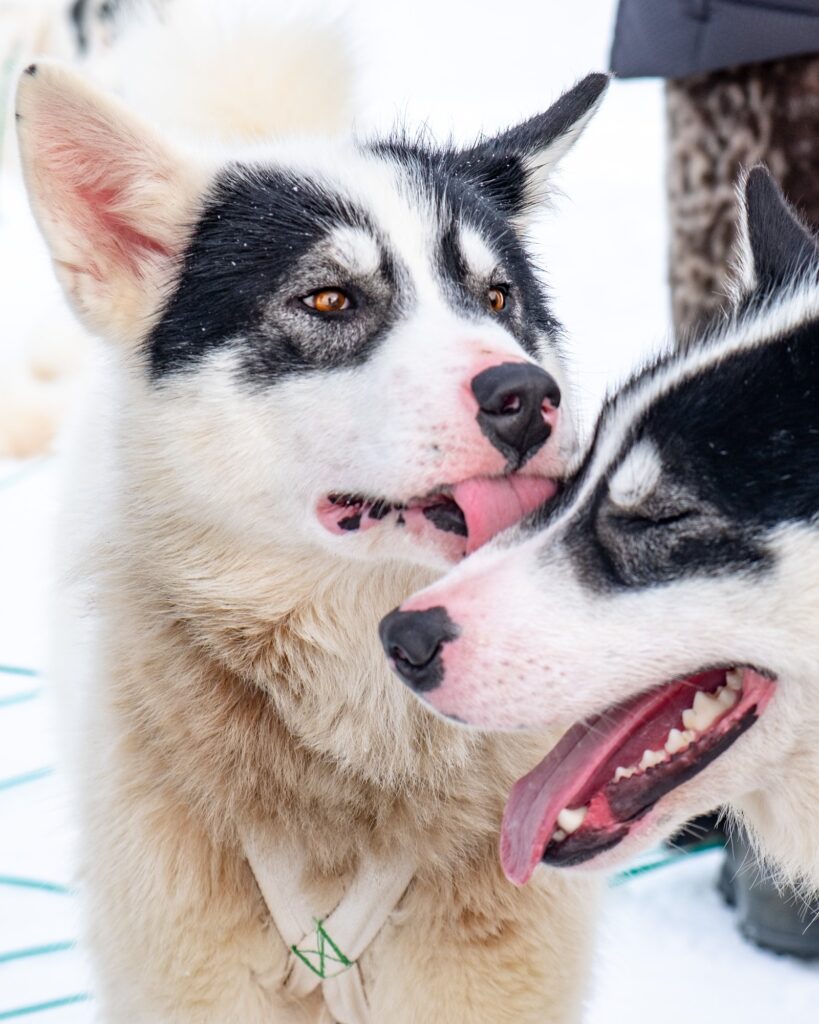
[
  {"x1": 34, "y1": 100, "x2": 177, "y2": 281},
  {"x1": 76, "y1": 181, "x2": 175, "y2": 279}
]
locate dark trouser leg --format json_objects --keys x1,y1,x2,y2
[{"x1": 666, "y1": 54, "x2": 819, "y2": 345}]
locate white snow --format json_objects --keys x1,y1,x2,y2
[{"x1": 1, "y1": 0, "x2": 817, "y2": 1020}]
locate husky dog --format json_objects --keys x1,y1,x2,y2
[
  {"x1": 382, "y1": 167, "x2": 819, "y2": 891},
  {"x1": 15, "y1": 48, "x2": 607, "y2": 1024}
]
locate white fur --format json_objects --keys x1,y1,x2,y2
[{"x1": 607, "y1": 438, "x2": 662, "y2": 510}]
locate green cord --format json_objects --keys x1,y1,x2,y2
[{"x1": 0, "y1": 995, "x2": 91, "y2": 1021}]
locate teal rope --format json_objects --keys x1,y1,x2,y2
[
  {"x1": 0, "y1": 666, "x2": 39, "y2": 679},
  {"x1": 0, "y1": 461, "x2": 84, "y2": 1016},
  {"x1": 0, "y1": 994, "x2": 91, "y2": 1021},
  {"x1": 0, "y1": 668, "x2": 42, "y2": 707},
  {"x1": 0, "y1": 768, "x2": 53, "y2": 793},
  {"x1": 611, "y1": 841, "x2": 723, "y2": 886},
  {"x1": 0, "y1": 942, "x2": 74, "y2": 966},
  {"x1": 0, "y1": 691, "x2": 41, "y2": 709},
  {"x1": 0, "y1": 876, "x2": 71, "y2": 896}
]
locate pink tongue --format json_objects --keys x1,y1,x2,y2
[
  {"x1": 450, "y1": 476, "x2": 558, "y2": 554},
  {"x1": 500, "y1": 687, "x2": 672, "y2": 886}
]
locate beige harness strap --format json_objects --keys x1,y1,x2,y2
[{"x1": 242, "y1": 826, "x2": 415, "y2": 1024}]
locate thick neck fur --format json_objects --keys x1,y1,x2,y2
[{"x1": 91, "y1": 416, "x2": 542, "y2": 882}]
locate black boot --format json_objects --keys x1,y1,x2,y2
[{"x1": 719, "y1": 829, "x2": 819, "y2": 959}]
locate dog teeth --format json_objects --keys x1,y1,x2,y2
[
  {"x1": 556, "y1": 806, "x2": 588, "y2": 835},
  {"x1": 681, "y1": 691, "x2": 721, "y2": 732},
  {"x1": 716, "y1": 684, "x2": 738, "y2": 709},
  {"x1": 608, "y1": 682, "x2": 740, "y2": 790},
  {"x1": 639, "y1": 748, "x2": 665, "y2": 771},
  {"x1": 549, "y1": 806, "x2": 590, "y2": 846},
  {"x1": 725, "y1": 668, "x2": 744, "y2": 692},
  {"x1": 664, "y1": 728, "x2": 687, "y2": 755}
]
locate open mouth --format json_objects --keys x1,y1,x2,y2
[
  {"x1": 316, "y1": 475, "x2": 558, "y2": 556},
  {"x1": 500, "y1": 667, "x2": 777, "y2": 884}
]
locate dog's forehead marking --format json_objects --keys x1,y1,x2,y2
[
  {"x1": 459, "y1": 225, "x2": 498, "y2": 279},
  {"x1": 607, "y1": 439, "x2": 662, "y2": 510},
  {"x1": 326, "y1": 225, "x2": 382, "y2": 277}
]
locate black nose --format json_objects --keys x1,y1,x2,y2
[
  {"x1": 471, "y1": 362, "x2": 561, "y2": 468},
  {"x1": 379, "y1": 606, "x2": 459, "y2": 693}
]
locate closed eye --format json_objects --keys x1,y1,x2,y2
[{"x1": 610, "y1": 507, "x2": 701, "y2": 530}]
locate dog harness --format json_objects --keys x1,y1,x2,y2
[{"x1": 243, "y1": 826, "x2": 415, "y2": 1024}]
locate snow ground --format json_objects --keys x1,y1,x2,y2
[{"x1": 1, "y1": 1, "x2": 818, "y2": 1020}]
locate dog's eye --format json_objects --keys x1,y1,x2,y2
[
  {"x1": 301, "y1": 289, "x2": 352, "y2": 314},
  {"x1": 609, "y1": 506, "x2": 701, "y2": 531},
  {"x1": 487, "y1": 286, "x2": 507, "y2": 313}
]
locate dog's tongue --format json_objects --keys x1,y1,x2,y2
[
  {"x1": 500, "y1": 688, "x2": 669, "y2": 885},
  {"x1": 450, "y1": 476, "x2": 558, "y2": 554}
]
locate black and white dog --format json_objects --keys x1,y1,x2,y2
[
  {"x1": 16, "y1": 52, "x2": 608, "y2": 1021},
  {"x1": 383, "y1": 167, "x2": 819, "y2": 891}
]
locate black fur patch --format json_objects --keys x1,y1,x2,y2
[
  {"x1": 555, "y1": 315, "x2": 819, "y2": 591},
  {"x1": 149, "y1": 167, "x2": 400, "y2": 380}
]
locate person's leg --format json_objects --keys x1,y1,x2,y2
[{"x1": 667, "y1": 54, "x2": 819, "y2": 345}]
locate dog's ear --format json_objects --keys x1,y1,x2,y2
[
  {"x1": 452, "y1": 73, "x2": 609, "y2": 227},
  {"x1": 734, "y1": 166, "x2": 819, "y2": 296},
  {"x1": 15, "y1": 61, "x2": 209, "y2": 345}
]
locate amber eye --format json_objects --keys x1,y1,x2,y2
[
  {"x1": 302, "y1": 289, "x2": 352, "y2": 314},
  {"x1": 487, "y1": 286, "x2": 507, "y2": 312}
]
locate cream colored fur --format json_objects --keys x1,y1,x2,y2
[{"x1": 16, "y1": 58, "x2": 599, "y2": 1024}]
